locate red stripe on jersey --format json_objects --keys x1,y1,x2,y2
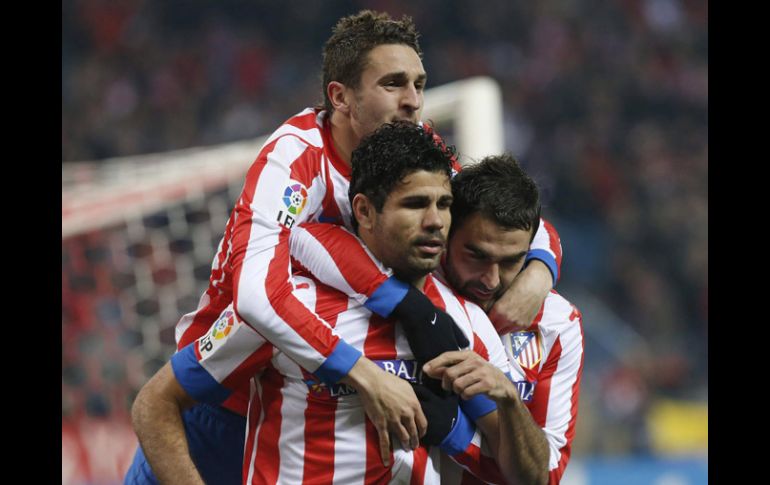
[
  {"x1": 286, "y1": 110, "x2": 319, "y2": 131},
  {"x1": 471, "y1": 334, "x2": 490, "y2": 361},
  {"x1": 300, "y1": 224, "x2": 390, "y2": 299},
  {"x1": 364, "y1": 314, "x2": 397, "y2": 360},
  {"x1": 320, "y1": 115, "x2": 350, "y2": 178},
  {"x1": 244, "y1": 377, "x2": 263, "y2": 484},
  {"x1": 422, "y1": 277, "x2": 447, "y2": 311},
  {"x1": 542, "y1": 219, "x2": 562, "y2": 277},
  {"x1": 453, "y1": 445, "x2": 505, "y2": 485},
  {"x1": 319, "y1": 159, "x2": 343, "y2": 223},
  {"x1": 289, "y1": 144, "x2": 321, "y2": 189},
  {"x1": 178, "y1": 296, "x2": 232, "y2": 349},
  {"x1": 221, "y1": 344, "x2": 274, "y2": 392},
  {"x1": 254, "y1": 228, "x2": 340, "y2": 356},
  {"x1": 253, "y1": 367, "x2": 285, "y2": 484},
  {"x1": 550, "y1": 317, "x2": 585, "y2": 484},
  {"x1": 221, "y1": 387, "x2": 249, "y2": 416},
  {"x1": 301, "y1": 398, "x2": 337, "y2": 485},
  {"x1": 314, "y1": 282, "x2": 351, "y2": 329},
  {"x1": 527, "y1": 337, "x2": 562, "y2": 427},
  {"x1": 409, "y1": 445, "x2": 429, "y2": 485},
  {"x1": 364, "y1": 418, "x2": 392, "y2": 485}
]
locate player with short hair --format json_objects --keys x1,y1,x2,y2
[
  {"x1": 126, "y1": 10, "x2": 562, "y2": 485},
  {"x1": 295, "y1": 154, "x2": 583, "y2": 484},
  {"x1": 132, "y1": 121, "x2": 514, "y2": 484}
]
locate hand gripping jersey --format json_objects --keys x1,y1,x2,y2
[
  {"x1": 173, "y1": 108, "x2": 562, "y2": 416},
  {"x1": 439, "y1": 290, "x2": 584, "y2": 485},
  {"x1": 171, "y1": 269, "x2": 510, "y2": 485}
]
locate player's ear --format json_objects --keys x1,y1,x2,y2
[
  {"x1": 328, "y1": 81, "x2": 351, "y2": 115},
  {"x1": 352, "y1": 193, "x2": 375, "y2": 231}
]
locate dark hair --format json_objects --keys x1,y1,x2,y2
[
  {"x1": 349, "y1": 121, "x2": 455, "y2": 231},
  {"x1": 450, "y1": 154, "x2": 541, "y2": 241},
  {"x1": 322, "y1": 10, "x2": 422, "y2": 114}
]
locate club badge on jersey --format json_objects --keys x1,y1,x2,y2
[
  {"x1": 277, "y1": 181, "x2": 308, "y2": 228},
  {"x1": 506, "y1": 331, "x2": 543, "y2": 370}
]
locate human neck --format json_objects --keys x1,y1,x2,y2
[{"x1": 329, "y1": 110, "x2": 357, "y2": 167}]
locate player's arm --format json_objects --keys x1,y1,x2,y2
[
  {"x1": 424, "y1": 350, "x2": 550, "y2": 485},
  {"x1": 289, "y1": 222, "x2": 468, "y2": 362},
  {"x1": 131, "y1": 363, "x2": 202, "y2": 485},
  {"x1": 489, "y1": 218, "x2": 563, "y2": 333},
  {"x1": 133, "y1": 312, "x2": 273, "y2": 484},
  {"x1": 533, "y1": 305, "x2": 585, "y2": 484}
]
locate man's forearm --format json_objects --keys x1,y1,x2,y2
[
  {"x1": 131, "y1": 362, "x2": 204, "y2": 485},
  {"x1": 495, "y1": 388, "x2": 550, "y2": 485}
]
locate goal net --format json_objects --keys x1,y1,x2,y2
[{"x1": 61, "y1": 77, "x2": 503, "y2": 483}]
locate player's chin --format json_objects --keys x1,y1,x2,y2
[{"x1": 409, "y1": 253, "x2": 441, "y2": 272}]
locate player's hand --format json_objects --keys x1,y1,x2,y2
[
  {"x1": 395, "y1": 285, "x2": 470, "y2": 362},
  {"x1": 423, "y1": 350, "x2": 516, "y2": 403},
  {"x1": 344, "y1": 357, "x2": 427, "y2": 466},
  {"x1": 410, "y1": 382, "x2": 459, "y2": 446},
  {"x1": 488, "y1": 260, "x2": 552, "y2": 334}
]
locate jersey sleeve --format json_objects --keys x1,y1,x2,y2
[
  {"x1": 230, "y1": 133, "x2": 362, "y2": 385},
  {"x1": 170, "y1": 308, "x2": 274, "y2": 405},
  {"x1": 535, "y1": 302, "x2": 585, "y2": 484},
  {"x1": 289, "y1": 222, "x2": 411, "y2": 317},
  {"x1": 526, "y1": 218, "x2": 563, "y2": 286}
]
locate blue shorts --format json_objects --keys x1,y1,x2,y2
[{"x1": 124, "y1": 403, "x2": 246, "y2": 485}]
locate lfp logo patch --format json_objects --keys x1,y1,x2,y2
[
  {"x1": 198, "y1": 310, "x2": 236, "y2": 357},
  {"x1": 283, "y1": 183, "x2": 308, "y2": 216},
  {"x1": 211, "y1": 311, "x2": 235, "y2": 340}
]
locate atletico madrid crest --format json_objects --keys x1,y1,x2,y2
[{"x1": 509, "y1": 331, "x2": 542, "y2": 370}]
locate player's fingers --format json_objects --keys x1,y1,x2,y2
[
  {"x1": 402, "y1": 414, "x2": 419, "y2": 449},
  {"x1": 422, "y1": 351, "x2": 468, "y2": 375},
  {"x1": 414, "y1": 404, "x2": 428, "y2": 438},
  {"x1": 376, "y1": 424, "x2": 391, "y2": 467}
]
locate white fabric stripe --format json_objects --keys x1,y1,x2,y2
[
  {"x1": 276, "y1": 379, "x2": 310, "y2": 483},
  {"x1": 331, "y1": 403, "x2": 367, "y2": 485},
  {"x1": 263, "y1": 109, "x2": 324, "y2": 148},
  {"x1": 198, "y1": 317, "x2": 269, "y2": 382},
  {"x1": 289, "y1": 225, "x2": 370, "y2": 307},
  {"x1": 541, "y1": 294, "x2": 584, "y2": 470},
  {"x1": 530, "y1": 217, "x2": 556, "y2": 258},
  {"x1": 325, "y1": 158, "x2": 354, "y2": 229},
  {"x1": 174, "y1": 291, "x2": 210, "y2": 345},
  {"x1": 245, "y1": 377, "x2": 263, "y2": 485},
  {"x1": 236, "y1": 134, "x2": 336, "y2": 372}
]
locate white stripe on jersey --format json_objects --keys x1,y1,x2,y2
[
  {"x1": 505, "y1": 291, "x2": 583, "y2": 473},
  {"x1": 263, "y1": 108, "x2": 324, "y2": 148}
]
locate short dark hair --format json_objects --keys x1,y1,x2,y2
[
  {"x1": 349, "y1": 121, "x2": 455, "y2": 231},
  {"x1": 322, "y1": 10, "x2": 422, "y2": 114},
  {"x1": 450, "y1": 154, "x2": 541, "y2": 240}
]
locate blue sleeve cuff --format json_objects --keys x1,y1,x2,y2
[
  {"x1": 460, "y1": 393, "x2": 498, "y2": 421},
  {"x1": 171, "y1": 345, "x2": 231, "y2": 405},
  {"x1": 364, "y1": 276, "x2": 409, "y2": 317},
  {"x1": 525, "y1": 249, "x2": 558, "y2": 287},
  {"x1": 439, "y1": 407, "x2": 475, "y2": 456},
  {"x1": 314, "y1": 339, "x2": 363, "y2": 385}
]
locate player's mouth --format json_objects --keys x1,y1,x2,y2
[
  {"x1": 414, "y1": 238, "x2": 445, "y2": 255},
  {"x1": 468, "y1": 286, "x2": 496, "y2": 301}
]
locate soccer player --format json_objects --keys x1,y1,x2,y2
[
  {"x1": 126, "y1": 10, "x2": 562, "y2": 485},
  {"x1": 294, "y1": 155, "x2": 583, "y2": 484},
  {"x1": 132, "y1": 121, "x2": 515, "y2": 484}
]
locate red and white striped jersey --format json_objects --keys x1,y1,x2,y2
[
  {"x1": 173, "y1": 107, "x2": 562, "y2": 416},
  {"x1": 439, "y1": 290, "x2": 585, "y2": 485},
  {"x1": 171, "y1": 269, "x2": 510, "y2": 485}
]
